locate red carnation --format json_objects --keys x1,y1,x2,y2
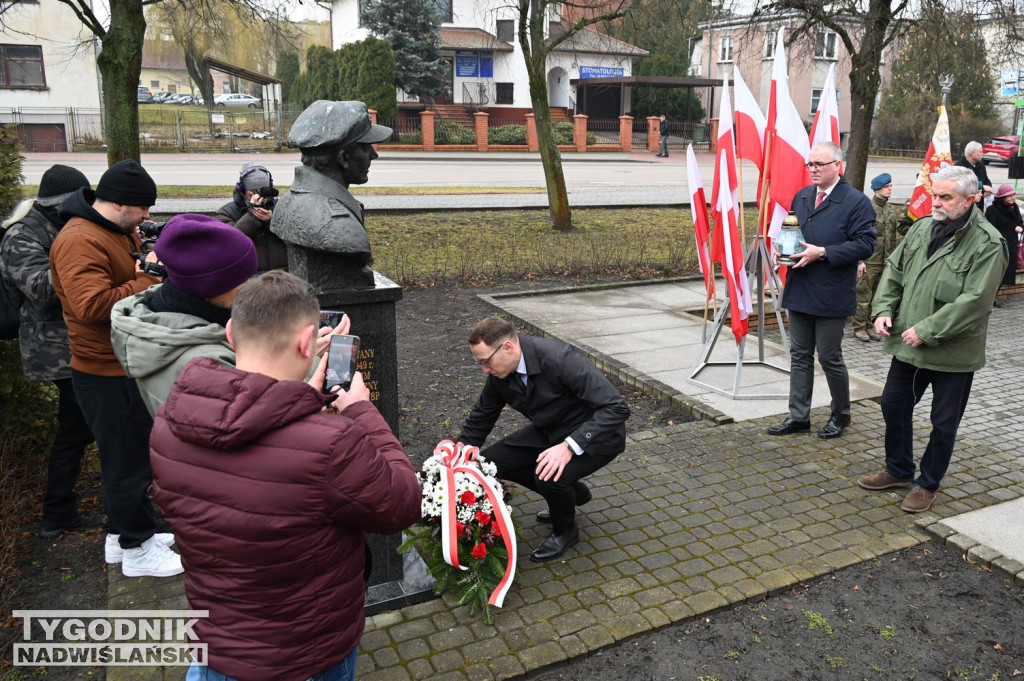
[
  {"x1": 475, "y1": 512, "x2": 491, "y2": 526},
  {"x1": 460, "y1": 491, "x2": 477, "y2": 505},
  {"x1": 492, "y1": 525, "x2": 502, "y2": 538},
  {"x1": 455, "y1": 522, "x2": 464, "y2": 536},
  {"x1": 471, "y1": 543, "x2": 487, "y2": 560}
]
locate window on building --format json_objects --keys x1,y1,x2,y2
[
  {"x1": 1, "y1": 44, "x2": 46, "y2": 88},
  {"x1": 496, "y1": 19, "x2": 514, "y2": 42},
  {"x1": 764, "y1": 29, "x2": 777, "y2": 58},
  {"x1": 810, "y1": 88, "x2": 841, "y2": 116},
  {"x1": 434, "y1": 0, "x2": 452, "y2": 23},
  {"x1": 496, "y1": 82, "x2": 514, "y2": 104},
  {"x1": 815, "y1": 31, "x2": 837, "y2": 59},
  {"x1": 150, "y1": 80, "x2": 160, "y2": 88},
  {"x1": 719, "y1": 36, "x2": 733, "y2": 62}
]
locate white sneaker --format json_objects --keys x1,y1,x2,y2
[
  {"x1": 105, "y1": 533, "x2": 175, "y2": 564},
  {"x1": 121, "y1": 536, "x2": 184, "y2": 578}
]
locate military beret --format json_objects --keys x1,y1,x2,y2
[
  {"x1": 287, "y1": 100, "x2": 393, "y2": 150},
  {"x1": 870, "y1": 173, "x2": 892, "y2": 190}
]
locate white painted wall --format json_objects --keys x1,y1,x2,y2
[{"x1": 0, "y1": 0, "x2": 102, "y2": 109}]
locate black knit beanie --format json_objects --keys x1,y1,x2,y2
[
  {"x1": 95, "y1": 160, "x2": 157, "y2": 207},
  {"x1": 37, "y1": 164, "x2": 90, "y2": 207}
]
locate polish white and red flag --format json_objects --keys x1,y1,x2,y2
[
  {"x1": 907, "y1": 104, "x2": 953, "y2": 220},
  {"x1": 709, "y1": 76, "x2": 751, "y2": 343},
  {"x1": 733, "y1": 68, "x2": 767, "y2": 173},
  {"x1": 685, "y1": 143, "x2": 714, "y2": 299},
  {"x1": 809, "y1": 62, "x2": 840, "y2": 151},
  {"x1": 764, "y1": 26, "x2": 810, "y2": 240}
]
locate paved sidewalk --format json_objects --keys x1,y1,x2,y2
[{"x1": 107, "y1": 285, "x2": 1024, "y2": 681}]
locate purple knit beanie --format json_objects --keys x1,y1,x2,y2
[{"x1": 154, "y1": 214, "x2": 258, "y2": 298}]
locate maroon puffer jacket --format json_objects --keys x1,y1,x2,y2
[{"x1": 150, "y1": 357, "x2": 420, "y2": 681}]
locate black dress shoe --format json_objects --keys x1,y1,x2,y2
[
  {"x1": 766, "y1": 417, "x2": 811, "y2": 436},
  {"x1": 536, "y1": 482, "x2": 592, "y2": 523},
  {"x1": 530, "y1": 526, "x2": 580, "y2": 562},
  {"x1": 818, "y1": 413, "x2": 851, "y2": 439}
]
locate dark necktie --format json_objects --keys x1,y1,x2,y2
[{"x1": 513, "y1": 372, "x2": 526, "y2": 391}]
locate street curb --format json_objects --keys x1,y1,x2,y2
[{"x1": 918, "y1": 518, "x2": 1024, "y2": 586}]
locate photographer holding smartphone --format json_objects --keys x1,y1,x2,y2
[{"x1": 150, "y1": 271, "x2": 419, "y2": 681}]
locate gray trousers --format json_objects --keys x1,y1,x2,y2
[
  {"x1": 786, "y1": 310, "x2": 850, "y2": 421},
  {"x1": 659, "y1": 135, "x2": 669, "y2": 156}
]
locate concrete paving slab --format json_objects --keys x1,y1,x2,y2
[{"x1": 938, "y1": 497, "x2": 1024, "y2": 564}]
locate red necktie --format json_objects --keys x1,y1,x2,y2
[{"x1": 815, "y1": 191, "x2": 826, "y2": 208}]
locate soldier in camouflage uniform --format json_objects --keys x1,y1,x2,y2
[
  {"x1": 852, "y1": 174, "x2": 911, "y2": 341},
  {"x1": 0, "y1": 165, "x2": 98, "y2": 538}
]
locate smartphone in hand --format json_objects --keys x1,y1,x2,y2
[{"x1": 324, "y1": 334, "x2": 360, "y2": 393}]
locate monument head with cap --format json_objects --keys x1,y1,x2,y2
[{"x1": 288, "y1": 100, "x2": 392, "y2": 189}]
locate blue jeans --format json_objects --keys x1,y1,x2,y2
[
  {"x1": 186, "y1": 646, "x2": 357, "y2": 681},
  {"x1": 880, "y1": 358, "x2": 974, "y2": 492}
]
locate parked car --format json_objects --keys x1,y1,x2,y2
[
  {"x1": 137, "y1": 86, "x2": 153, "y2": 103},
  {"x1": 214, "y1": 93, "x2": 262, "y2": 108},
  {"x1": 151, "y1": 91, "x2": 173, "y2": 103},
  {"x1": 981, "y1": 136, "x2": 1021, "y2": 165}
]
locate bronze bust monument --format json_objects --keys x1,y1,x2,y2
[{"x1": 271, "y1": 100, "x2": 393, "y2": 289}]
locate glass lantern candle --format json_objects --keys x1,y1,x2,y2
[{"x1": 776, "y1": 211, "x2": 806, "y2": 266}]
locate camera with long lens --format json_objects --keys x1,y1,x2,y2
[
  {"x1": 138, "y1": 220, "x2": 165, "y2": 244},
  {"x1": 251, "y1": 186, "x2": 279, "y2": 211}
]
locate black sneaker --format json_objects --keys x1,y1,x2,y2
[{"x1": 38, "y1": 514, "x2": 105, "y2": 539}]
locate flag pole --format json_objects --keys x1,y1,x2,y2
[{"x1": 737, "y1": 161, "x2": 746, "y2": 244}]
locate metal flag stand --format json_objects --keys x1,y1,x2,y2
[{"x1": 687, "y1": 234, "x2": 791, "y2": 399}]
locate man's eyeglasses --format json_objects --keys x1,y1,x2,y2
[
  {"x1": 805, "y1": 160, "x2": 840, "y2": 169},
  {"x1": 476, "y1": 344, "x2": 502, "y2": 367}
]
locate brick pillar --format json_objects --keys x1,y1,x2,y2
[
  {"x1": 618, "y1": 115, "x2": 633, "y2": 152},
  {"x1": 709, "y1": 117, "x2": 720, "y2": 155},
  {"x1": 420, "y1": 110, "x2": 435, "y2": 151},
  {"x1": 474, "y1": 112, "x2": 489, "y2": 151},
  {"x1": 368, "y1": 109, "x2": 377, "y2": 124},
  {"x1": 573, "y1": 114, "x2": 588, "y2": 152},
  {"x1": 525, "y1": 113, "x2": 538, "y2": 152},
  {"x1": 646, "y1": 116, "x2": 660, "y2": 152}
]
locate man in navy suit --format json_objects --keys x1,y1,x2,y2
[
  {"x1": 768, "y1": 141, "x2": 876, "y2": 440},
  {"x1": 458, "y1": 317, "x2": 630, "y2": 562}
]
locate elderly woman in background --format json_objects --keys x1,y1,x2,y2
[{"x1": 984, "y1": 183, "x2": 1023, "y2": 307}]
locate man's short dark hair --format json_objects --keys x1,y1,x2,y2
[
  {"x1": 231, "y1": 271, "x2": 320, "y2": 354},
  {"x1": 468, "y1": 317, "x2": 518, "y2": 347},
  {"x1": 300, "y1": 144, "x2": 346, "y2": 173}
]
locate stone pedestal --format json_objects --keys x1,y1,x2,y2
[{"x1": 315, "y1": 270, "x2": 435, "y2": 614}]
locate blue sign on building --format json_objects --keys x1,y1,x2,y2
[
  {"x1": 456, "y1": 51, "x2": 480, "y2": 78},
  {"x1": 579, "y1": 66, "x2": 624, "y2": 79}
]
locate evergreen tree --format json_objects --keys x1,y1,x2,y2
[
  {"x1": 360, "y1": 0, "x2": 447, "y2": 99},
  {"x1": 356, "y1": 37, "x2": 399, "y2": 121},
  {"x1": 873, "y1": 5, "x2": 999, "y2": 152},
  {"x1": 276, "y1": 51, "x2": 300, "y2": 105}
]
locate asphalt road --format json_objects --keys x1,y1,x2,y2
[{"x1": 20, "y1": 151, "x2": 1017, "y2": 207}]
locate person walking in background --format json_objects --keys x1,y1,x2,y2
[
  {"x1": 656, "y1": 114, "x2": 669, "y2": 157},
  {"x1": 767, "y1": 142, "x2": 876, "y2": 440},
  {"x1": 984, "y1": 184, "x2": 1022, "y2": 307},
  {"x1": 1, "y1": 165, "x2": 98, "y2": 538},
  {"x1": 852, "y1": 173, "x2": 911, "y2": 341},
  {"x1": 859, "y1": 166, "x2": 1006, "y2": 513},
  {"x1": 215, "y1": 161, "x2": 287, "y2": 272}
]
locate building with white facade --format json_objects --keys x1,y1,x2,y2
[
  {"x1": 1, "y1": 0, "x2": 104, "y2": 150},
  {"x1": 330, "y1": 0, "x2": 647, "y2": 118}
]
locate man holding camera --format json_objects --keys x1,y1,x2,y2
[
  {"x1": 216, "y1": 161, "x2": 287, "y2": 272},
  {"x1": 150, "y1": 271, "x2": 420, "y2": 681},
  {"x1": 50, "y1": 160, "x2": 181, "y2": 578}
]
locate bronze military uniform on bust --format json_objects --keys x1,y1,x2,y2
[{"x1": 271, "y1": 100, "x2": 392, "y2": 290}]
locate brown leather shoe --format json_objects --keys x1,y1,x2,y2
[
  {"x1": 901, "y1": 485, "x2": 937, "y2": 513},
  {"x1": 854, "y1": 329, "x2": 871, "y2": 342},
  {"x1": 857, "y1": 471, "x2": 914, "y2": 490}
]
